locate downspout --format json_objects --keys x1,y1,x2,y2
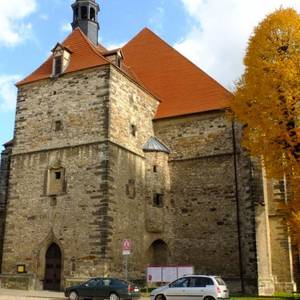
[{"x1": 232, "y1": 120, "x2": 245, "y2": 294}]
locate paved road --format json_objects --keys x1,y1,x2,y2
[{"x1": 0, "y1": 288, "x2": 149, "y2": 300}]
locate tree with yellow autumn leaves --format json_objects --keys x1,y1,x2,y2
[{"x1": 230, "y1": 8, "x2": 300, "y2": 238}]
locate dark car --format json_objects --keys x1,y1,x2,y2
[{"x1": 64, "y1": 277, "x2": 140, "y2": 300}]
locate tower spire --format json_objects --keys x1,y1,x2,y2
[{"x1": 71, "y1": 0, "x2": 100, "y2": 45}]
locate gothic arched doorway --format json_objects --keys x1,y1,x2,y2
[
  {"x1": 148, "y1": 239, "x2": 170, "y2": 265},
  {"x1": 43, "y1": 243, "x2": 62, "y2": 291}
]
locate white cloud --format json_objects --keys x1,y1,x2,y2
[
  {"x1": 61, "y1": 22, "x2": 72, "y2": 33},
  {"x1": 0, "y1": 75, "x2": 21, "y2": 111},
  {"x1": 106, "y1": 42, "x2": 126, "y2": 51},
  {"x1": 39, "y1": 14, "x2": 49, "y2": 21},
  {"x1": 149, "y1": 1, "x2": 165, "y2": 32},
  {"x1": 175, "y1": 0, "x2": 300, "y2": 89},
  {"x1": 0, "y1": 0, "x2": 37, "y2": 47}
]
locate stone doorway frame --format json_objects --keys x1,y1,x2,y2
[{"x1": 34, "y1": 230, "x2": 65, "y2": 290}]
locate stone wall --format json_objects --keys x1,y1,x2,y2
[
  {"x1": 109, "y1": 66, "x2": 159, "y2": 156},
  {"x1": 1, "y1": 66, "x2": 112, "y2": 289},
  {"x1": 2, "y1": 63, "x2": 162, "y2": 287},
  {"x1": 13, "y1": 66, "x2": 110, "y2": 155},
  {"x1": 1, "y1": 59, "x2": 296, "y2": 294},
  {"x1": 104, "y1": 65, "x2": 165, "y2": 280},
  {"x1": 0, "y1": 143, "x2": 12, "y2": 272},
  {"x1": 1, "y1": 144, "x2": 110, "y2": 289},
  {"x1": 233, "y1": 123, "x2": 259, "y2": 294},
  {"x1": 154, "y1": 112, "x2": 258, "y2": 294},
  {"x1": 268, "y1": 180, "x2": 296, "y2": 292}
]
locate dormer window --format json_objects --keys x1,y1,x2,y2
[
  {"x1": 54, "y1": 57, "x2": 62, "y2": 76},
  {"x1": 51, "y1": 43, "x2": 72, "y2": 77}
]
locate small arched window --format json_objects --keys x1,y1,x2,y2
[
  {"x1": 90, "y1": 8, "x2": 96, "y2": 21},
  {"x1": 81, "y1": 6, "x2": 88, "y2": 19}
]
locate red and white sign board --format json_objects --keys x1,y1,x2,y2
[{"x1": 122, "y1": 239, "x2": 132, "y2": 255}]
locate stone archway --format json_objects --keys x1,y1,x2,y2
[
  {"x1": 43, "y1": 243, "x2": 62, "y2": 291},
  {"x1": 148, "y1": 239, "x2": 170, "y2": 265}
]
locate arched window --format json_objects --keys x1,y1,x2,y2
[
  {"x1": 81, "y1": 6, "x2": 88, "y2": 19},
  {"x1": 148, "y1": 239, "x2": 169, "y2": 265},
  {"x1": 90, "y1": 7, "x2": 96, "y2": 21}
]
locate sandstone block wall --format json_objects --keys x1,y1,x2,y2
[
  {"x1": 154, "y1": 112, "x2": 258, "y2": 294},
  {"x1": 267, "y1": 179, "x2": 296, "y2": 292},
  {"x1": 104, "y1": 66, "x2": 167, "y2": 279},
  {"x1": 0, "y1": 144, "x2": 12, "y2": 272},
  {"x1": 1, "y1": 60, "x2": 295, "y2": 294},
  {"x1": 13, "y1": 66, "x2": 110, "y2": 155},
  {"x1": 109, "y1": 66, "x2": 159, "y2": 155},
  {"x1": 2, "y1": 144, "x2": 112, "y2": 286},
  {"x1": 2, "y1": 66, "x2": 112, "y2": 288}
]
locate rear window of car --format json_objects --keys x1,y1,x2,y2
[
  {"x1": 111, "y1": 279, "x2": 128, "y2": 287},
  {"x1": 215, "y1": 277, "x2": 226, "y2": 285},
  {"x1": 190, "y1": 277, "x2": 214, "y2": 287}
]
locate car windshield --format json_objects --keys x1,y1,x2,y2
[{"x1": 215, "y1": 277, "x2": 226, "y2": 285}]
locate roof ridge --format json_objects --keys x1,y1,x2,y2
[
  {"x1": 72, "y1": 28, "x2": 111, "y2": 65},
  {"x1": 126, "y1": 27, "x2": 232, "y2": 96},
  {"x1": 121, "y1": 60, "x2": 161, "y2": 101}
]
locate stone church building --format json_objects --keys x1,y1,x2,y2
[{"x1": 0, "y1": 0, "x2": 298, "y2": 295}]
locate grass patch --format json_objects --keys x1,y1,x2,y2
[
  {"x1": 140, "y1": 290, "x2": 300, "y2": 299},
  {"x1": 231, "y1": 294, "x2": 300, "y2": 300}
]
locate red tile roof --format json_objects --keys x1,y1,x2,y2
[
  {"x1": 17, "y1": 28, "x2": 110, "y2": 86},
  {"x1": 122, "y1": 28, "x2": 232, "y2": 119},
  {"x1": 17, "y1": 27, "x2": 232, "y2": 119}
]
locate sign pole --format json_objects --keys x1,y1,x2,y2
[
  {"x1": 122, "y1": 239, "x2": 132, "y2": 281},
  {"x1": 125, "y1": 254, "x2": 128, "y2": 281}
]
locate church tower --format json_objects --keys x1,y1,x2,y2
[{"x1": 71, "y1": 0, "x2": 100, "y2": 45}]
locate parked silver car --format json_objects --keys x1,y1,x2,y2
[{"x1": 150, "y1": 275, "x2": 229, "y2": 300}]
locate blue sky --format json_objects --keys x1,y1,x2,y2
[{"x1": 1, "y1": 0, "x2": 300, "y2": 150}]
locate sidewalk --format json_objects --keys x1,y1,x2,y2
[
  {"x1": 0, "y1": 288, "x2": 149, "y2": 300},
  {"x1": 0, "y1": 288, "x2": 65, "y2": 300}
]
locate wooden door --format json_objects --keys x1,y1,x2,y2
[{"x1": 43, "y1": 243, "x2": 62, "y2": 291}]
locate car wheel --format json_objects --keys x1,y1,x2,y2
[
  {"x1": 69, "y1": 291, "x2": 79, "y2": 300},
  {"x1": 204, "y1": 296, "x2": 215, "y2": 300},
  {"x1": 109, "y1": 293, "x2": 120, "y2": 300},
  {"x1": 155, "y1": 295, "x2": 166, "y2": 300}
]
